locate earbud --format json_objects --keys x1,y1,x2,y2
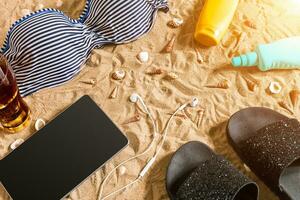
[
  {"x1": 190, "y1": 97, "x2": 199, "y2": 108},
  {"x1": 129, "y1": 93, "x2": 153, "y2": 123},
  {"x1": 100, "y1": 94, "x2": 200, "y2": 200},
  {"x1": 130, "y1": 93, "x2": 140, "y2": 103}
]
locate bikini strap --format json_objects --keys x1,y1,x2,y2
[{"x1": 147, "y1": 0, "x2": 169, "y2": 12}]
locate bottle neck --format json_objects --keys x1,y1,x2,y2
[{"x1": 232, "y1": 52, "x2": 258, "y2": 67}]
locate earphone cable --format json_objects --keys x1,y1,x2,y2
[
  {"x1": 98, "y1": 97, "x2": 196, "y2": 200},
  {"x1": 97, "y1": 98, "x2": 158, "y2": 200},
  {"x1": 154, "y1": 103, "x2": 188, "y2": 159}
]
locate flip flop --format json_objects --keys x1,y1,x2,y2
[
  {"x1": 166, "y1": 141, "x2": 258, "y2": 200},
  {"x1": 227, "y1": 107, "x2": 300, "y2": 200}
]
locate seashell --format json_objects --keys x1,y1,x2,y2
[
  {"x1": 206, "y1": 80, "x2": 230, "y2": 89},
  {"x1": 289, "y1": 90, "x2": 299, "y2": 107},
  {"x1": 137, "y1": 51, "x2": 149, "y2": 63},
  {"x1": 91, "y1": 56, "x2": 100, "y2": 65},
  {"x1": 278, "y1": 101, "x2": 293, "y2": 115},
  {"x1": 244, "y1": 74, "x2": 260, "y2": 85},
  {"x1": 162, "y1": 35, "x2": 176, "y2": 53},
  {"x1": 197, "y1": 109, "x2": 205, "y2": 127},
  {"x1": 244, "y1": 77, "x2": 257, "y2": 92},
  {"x1": 112, "y1": 69, "x2": 126, "y2": 80},
  {"x1": 269, "y1": 82, "x2": 281, "y2": 94},
  {"x1": 56, "y1": 0, "x2": 64, "y2": 7},
  {"x1": 109, "y1": 86, "x2": 119, "y2": 99},
  {"x1": 195, "y1": 48, "x2": 204, "y2": 63},
  {"x1": 10, "y1": 139, "x2": 25, "y2": 150},
  {"x1": 244, "y1": 164, "x2": 251, "y2": 172},
  {"x1": 80, "y1": 79, "x2": 96, "y2": 85},
  {"x1": 165, "y1": 72, "x2": 178, "y2": 80},
  {"x1": 36, "y1": 3, "x2": 44, "y2": 10},
  {"x1": 166, "y1": 113, "x2": 187, "y2": 119},
  {"x1": 35, "y1": 118, "x2": 46, "y2": 131},
  {"x1": 146, "y1": 67, "x2": 164, "y2": 75},
  {"x1": 21, "y1": 9, "x2": 31, "y2": 16},
  {"x1": 167, "y1": 17, "x2": 183, "y2": 28},
  {"x1": 122, "y1": 114, "x2": 141, "y2": 125},
  {"x1": 244, "y1": 20, "x2": 257, "y2": 29},
  {"x1": 119, "y1": 166, "x2": 127, "y2": 175}
]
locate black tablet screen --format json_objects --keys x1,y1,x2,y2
[{"x1": 0, "y1": 95, "x2": 128, "y2": 200}]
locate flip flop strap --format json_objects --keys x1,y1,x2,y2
[
  {"x1": 239, "y1": 119, "x2": 300, "y2": 191},
  {"x1": 175, "y1": 155, "x2": 256, "y2": 200}
]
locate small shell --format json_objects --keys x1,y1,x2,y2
[
  {"x1": 146, "y1": 67, "x2": 164, "y2": 75},
  {"x1": 137, "y1": 51, "x2": 149, "y2": 63},
  {"x1": 109, "y1": 86, "x2": 119, "y2": 99},
  {"x1": 244, "y1": 164, "x2": 251, "y2": 172},
  {"x1": 91, "y1": 56, "x2": 100, "y2": 65},
  {"x1": 290, "y1": 90, "x2": 299, "y2": 107},
  {"x1": 244, "y1": 20, "x2": 257, "y2": 29},
  {"x1": 206, "y1": 80, "x2": 230, "y2": 89},
  {"x1": 35, "y1": 118, "x2": 46, "y2": 131},
  {"x1": 56, "y1": 0, "x2": 64, "y2": 7},
  {"x1": 10, "y1": 139, "x2": 24, "y2": 150},
  {"x1": 112, "y1": 69, "x2": 126, "y2": 80},
  {"x1": 122, "y1": 115, "x2": 141, "y2": 125},
  {"x1": 36, "y1": 3, "x2": 44, "y2": 10},
  {"x1": 81, "y1": 79, "x2": 96, "y2": 85},
  {"x1": 162, "y1": 35, "x2": 176, "y2": 53},
  {"x1": 119, "y1": 166, "x2": 127, "y2": 175},
  {"x1": 195, "y1": 48, "x2": 204, "y2": 63},
  {"x1": 165, "y1": 72, "x2": 178, "y2": 80},
  {"x1": 197, "y1": 109, "x2": 205, "y2": 127},
  {"x1": 244, "y1": 77, "x2": 257, "y2": 92},
  {"x1": 21, "y1": 9, "x2": 31, "y2": 16},
  {"x1": 269, "y1": 82, "x2": 281, "y2": 94},
  {"x1": 244, "y1": 74, "x2": 260, "y2": 85},
  {"x1": 278, "y1": 101, "x2": 293, "y2": 115},
  {"x1": 167, "y1": 17, "x2": 183, "y2": 28},
  {"x1": 166, "y1": 113, "x2": 187, "y2": 119}
]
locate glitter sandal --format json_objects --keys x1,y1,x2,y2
[
  {"x1": 166, "y1": 141, "x2": 258, "y2": 200},
  {"x1": 227, "y1": 107, "x2": 300, "y2": 200}
]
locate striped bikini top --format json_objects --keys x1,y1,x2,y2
[{"x1": 1, "y1": 0, "x2": 168, "y2": 96}]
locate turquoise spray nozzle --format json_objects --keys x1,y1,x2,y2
[{"x1": 232, "y1": 52, "x2": 258, "y2": 67}]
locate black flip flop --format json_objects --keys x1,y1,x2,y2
[
  {"x1": 166, "y1": 141, "x2": 258, "y2": 200},
  {"x1": 227, "y1": 107, "x2": 300, "y2": 200}
]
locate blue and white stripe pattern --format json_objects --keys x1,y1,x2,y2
[{"x1": 1, "y1": 0, "x2": 168, "y2": 96}]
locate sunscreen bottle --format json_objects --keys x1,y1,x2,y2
[
  {"x1": 194, "y1": 0, "x2": 239, "y2": 47},
  {"x1": 232, "y1": 37, "x2": 300, "y2": 71}
]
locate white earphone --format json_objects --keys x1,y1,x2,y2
[
  {"x1": 129, "y1": 93, "x2": 151, "y2": 114},
  {"x1": 98, "y1": 93, "x2": 199, "y2": 200},
  {"x1": 131, "y1": 92, "x2": 198, "y2": 109},
  {"x1": 129, "y1": 93, "x2": 140, "y2": 103},
  {"x1": 190, "y1": 97, "x2": 199, "y2": 108}
]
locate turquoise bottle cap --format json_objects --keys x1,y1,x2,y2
[{"x1": 232, "y1": 52, "x2": 258, "y2": 67}]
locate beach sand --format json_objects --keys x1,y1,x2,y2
[{"x1": 0, "y1": 0, "x2": 300, "y2": 199}]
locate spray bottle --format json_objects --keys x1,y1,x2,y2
[
  {"x1": 194, "y1": 0, "x2": 239, "y2": 47},
  {"x1": 232, "y1": 37, "x2": 300, "y2": 71}
]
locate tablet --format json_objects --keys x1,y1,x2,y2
[{"x1": 0, "y1": 95, "x2": 128, "y2": 200}]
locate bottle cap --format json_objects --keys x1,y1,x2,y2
[
  {"x1": 194, "y1": 27, "x2": 220, "y2": 47},
  {"x1": 232, "y1": 52, "x2": 258, "y2": 67}
]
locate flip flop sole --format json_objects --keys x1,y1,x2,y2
[
  {"x1": 227, "y1": 107, "x2": 288, "y2": 147},
  {"x1": 227, "y1": 107, "x2": 300, "y2": 200},
  {"x1": 166, "y1": 141, "x2": 214, "y2": 199},
  {"x1": 166, "y1": 141, "x2": 258, "y2": 200}
]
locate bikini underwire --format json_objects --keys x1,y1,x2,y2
[{"x1": 1, "y1": 0, "x2": 168, "y2": 96}]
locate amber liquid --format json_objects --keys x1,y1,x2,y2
[{"x1": 0, "y1": 58, "x2": 30, "y2": 133}]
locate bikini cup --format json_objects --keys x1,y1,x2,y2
[{"x1": 1, "y1": 0, "x2": 169, "y2": 96}]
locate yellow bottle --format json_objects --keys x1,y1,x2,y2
[{"x1": 194, "y1": 0, "x2": 239, "y2": 46}]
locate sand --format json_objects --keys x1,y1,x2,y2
[{"x1": 0, "y1": 0, "x2": 300, "y2": 199}]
